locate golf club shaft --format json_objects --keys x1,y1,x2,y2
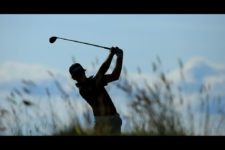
[{"x1": 57, "y1": 37, "x2": 111, "y2": 50}]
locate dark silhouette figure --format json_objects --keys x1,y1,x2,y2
[{"x1": 69, "y1": 47, "x2": 123, "y2": 135}]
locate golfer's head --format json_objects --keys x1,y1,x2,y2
[{"x1": 69, "y1": 63, "x2": 86, "y2": 80}]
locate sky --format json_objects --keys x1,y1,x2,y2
[
  {"x1": 1, "y1": 14, "x2": 225, "y2": 73},
  {"x1": 1, "y1": 14, "x2": 225, "y2": 135}
]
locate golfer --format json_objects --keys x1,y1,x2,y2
[{"x1": 69, "y1": 47, "x2": 123, "y2": 135}]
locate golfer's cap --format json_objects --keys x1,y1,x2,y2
[{"x1": 69, "y1": 63, "x2": 86, "y2": 75}]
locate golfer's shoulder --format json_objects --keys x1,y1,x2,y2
[
  {"x1": 88, "y1": 76, "x2": 96, "y2": 84},
  {"x1": 92, "y1": 75, "x2": 108, "y2": 86}
]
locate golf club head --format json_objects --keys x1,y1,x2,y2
[{"x1": 49, "y1": 36, "x2": 57, "y2": 43}]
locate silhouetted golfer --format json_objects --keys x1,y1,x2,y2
[{"x1": 69, "y1": 47, "x2": 123, "y2": 135}]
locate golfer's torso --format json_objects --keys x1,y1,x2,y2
[{"x1": 78, "y1": 78, "x2": 118, "y2": 116}]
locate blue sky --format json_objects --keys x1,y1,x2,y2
[
  {"x1": 1, "y1": 15, "x2": 225, "y2": 135},
  {"x1": 1, "y1": 14, "x2": 225, "y2": 73}
]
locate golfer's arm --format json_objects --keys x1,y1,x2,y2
[
  {"x1": 107, "y1": 53, "x2": 123, "y2": 82},
  {"x1": 95, "y1": 52, "x2": 114, "y2": 83}
]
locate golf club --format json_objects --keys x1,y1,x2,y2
[{"x1": 49, "y1": 36, "x2": 111, "y2": 50}]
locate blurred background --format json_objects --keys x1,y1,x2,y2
[{"x1": 0, "y1": 14, "x2": 225, "y2": 135}]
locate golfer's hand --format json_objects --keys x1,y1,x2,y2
[
  {"x1": 110, "y1": 47, "x2": 117, "y2": 55},
  {"x1": 115, "y1": 47, "x2": 123, "y2": 57},
  {"x1": 110, "y1": 47, "x2": 123, "y2": 56}
]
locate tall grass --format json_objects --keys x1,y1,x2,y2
[
  {"x1": 1, "y1": 56, "x2": 224, "y2": 135},
  {"x1": 116, "y1": 57, "x2": 225, "y2": 135},
  {"x1": 116, "y1": 58, "x2": 186, "y2": 135}
]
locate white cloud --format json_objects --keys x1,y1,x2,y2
[
  {"x1": 204, "y1": 75, "x2": 225, "y2": 86},
  {"x1": 167, "y1": 56, "x2": 225, "y2": 84},
  {"x1": 0, "y1": 61, "x2": 64, "y2": 83},
  {"x1": 101, "y1": 56, "x2": 225, "y2": 114},
  {"x1": 163, "y1": 57, "x2": 225, "y2": 106},
  {"x1": 203, "y1": 75, "x2": 225, "y2": 95}
]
